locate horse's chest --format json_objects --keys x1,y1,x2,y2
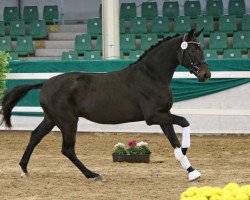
[{"x1": 154, "y1": 86, "x2": 173, "y2": 109}]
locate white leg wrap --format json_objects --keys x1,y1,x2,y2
[
  {"x1": 174, "y1": 147, "x2": 185, "y2": 161},
  {"x1": 174, "y1": 148, "x2": 201, "y2": 180},
  {"x1": 180, "y1": 156, "x2": 191, "y2": 169},
  {"x1": 182, "y1": 126, "x2": 190, "y2": 148},
  {"x1": 188, "y1": 169, "x2": 201, "y2": 181}
]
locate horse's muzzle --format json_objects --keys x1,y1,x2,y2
[
  {"x1": 197, "y1": 65, "x2": 211, "y2": 82},
  {"x1": 201, "y1": 71, "x2": 211, "y2": 82}
]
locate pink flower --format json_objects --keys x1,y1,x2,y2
[{"x1": 128, "y1": 140, "x2": 137, "y2": 147}]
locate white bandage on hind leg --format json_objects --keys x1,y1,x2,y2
[
  {"x1": 182, "y1": 126, "x2": 190, "y2": 148},
  {"x1": 180, "y1": 156, "x2": 191, "y2": 170}
]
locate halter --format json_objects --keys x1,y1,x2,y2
[{"x1": 180, "y1": 34, "x2": 205, "y2": 74}]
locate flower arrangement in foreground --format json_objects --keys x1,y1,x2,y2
[
  {"x1": 113, "y1": 140, "x2": 151, "y2": 163},
  {"x1": 180, "y1": 182, "x2": 250, "y2": 200},
  {"x1": 114, "y1": 140, "x2": 151, "y2": 155}
]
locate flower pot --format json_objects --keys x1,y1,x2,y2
[{"x1": 112, "y1": 153, "x2": 150, "y2": 163}]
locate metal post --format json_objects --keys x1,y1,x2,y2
[{"x1": 102, "y1": 0, "x2": 120, "y2": 60}]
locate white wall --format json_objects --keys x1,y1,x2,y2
[{"x1": 0, "y1": 0, "x2": 250, "y2": 21}]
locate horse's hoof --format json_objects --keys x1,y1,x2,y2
[
  {"x1": 94, "y1": 175, "x2": 103, "y2": 182},
  {"x1": 188, "y1": 169, "x2": 201, "y2": 181},
  {"x1": 20, "y1": 171, "x2": 29, "y2": 178},
  {"x1": 20, "y1": 167, "x2": 29, "y2": 178}
]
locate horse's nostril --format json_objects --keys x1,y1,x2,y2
[{"x1": 203, "y1": 72, "x2": 211, "y2": 81}]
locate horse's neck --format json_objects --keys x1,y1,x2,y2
[{"x1": 141, "y1": 39, "x2": 180, "y2": 84}]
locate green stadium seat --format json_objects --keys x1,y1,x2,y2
[
  {"x1": 218, "y1": 15, "x2": 237, "y2": 35},
  {"x1": 130, "y1": 17, "x2": 147, "y2": 36},
  {"x1": 208, "y1": 32, "x2": 228, "y2": 52},
  {"x1": 228, "y1": 0, "x2": 245, "y2": 17},
  {"x1": 84, "y1": 51, "x2": 101, "y2": 60},
  {"x1": 129, "y1": 50, "x2": 144, "y2": 60},
  {"x1": 99, "y1": 4, "x2": 102, "y2": 18},
  {"x1": 141, "y1": 2, "x2": 158, "y2": 20},
  {"x1": 162, "y1": 1, "x2": 179, "y2": 18},
  {"x1": 10, "y1": 20, "x2": 25, "y2": 38},
  {"x1": 151, "y1": 16, "x2": 169, "y2": 37},
  {"x1": 96, "y1": 35, "x2": 102, "y2": 51},
  {"x1": 164, "y1": 32, "x2": 177, "y2": 38},
  {"x1": 87, "y1": 18, "x2": 102, "y2": 37},
  {"x1": 120, "y1": 51, "x2": 125, "y2": 59},
  {"x1": 173, "y1": 16, "x2": 191, "y2": 34},
  {"x1": 242, "y1": 15, "x2": 250, "y2": 31},
  {"x1": 203, "y1": 49, "x2": 218, "y2": 59},
  {"x1": 248, "y1": 50, "x2": 250, "y2": 58},
  {"x1": 140, "y1": 34, "x2": 158, "y2": 50},
  {"x1": 196, "y1": 15, "x2": 214, "y2": 36},
  {"x1": 0, "y1": 21, "x2": 5, "y2": 36},
  {"x1": 120, "y1": 3, "x2": 137, "y2": 20},
  {"x1": 0, "y1": 36, "x2": 12, "y2": 52},
  {"x1": 184, "y1": 0, "x2": 201, "y2": 18},
  {"x1": 232, "y1": 31, "x2": 250, "y2": 52},
  {"x1": 30, "y1": 20, "x2": 48, "y2": 39},
  {"x1": 223, "y1": 49, "x2": 242, "y2": 58},
  {"x1": 15, "y1": 36, "x2": 34, "y2": 56},
  {"x1": 43, "y1": 5, "x2": 59, "y2": 24},
  {"x1": 75, "y1": 34, "x2": 92, "y2": 54},
  {"x1": 9, "y1": 52, "x2": 19, "y2": 60},
  {"x1": 120, "y1": 34, "x2": 136, "y2": 53},
  {"x1": 4, "y1": 7, "x2": 19, "y2": 24},
  {"x1": 120, "y1": 18, "x2": 126, "y2": 34},
  {"x1": 206, "y1": 0, "x2": 223, "y2": 18},
  {"x1": 61, "y1": 51, "x2": 79, "y2": 60},
  {"x1": 23, "y1": 6, "x2": 39, "y2": 24}
]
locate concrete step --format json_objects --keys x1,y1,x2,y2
[
  {"x1": 49, "y1": 32, "x2": 84, "y2": 40},
  {"x1": 44, "y1": 40, "x2": 75, "y2": 49},
  {"x1": 55, "y1": 24, "x2": 87, "y2": 33},
  {"x1": 35, "y1": 48, "x2": 70, "y2": 57}
]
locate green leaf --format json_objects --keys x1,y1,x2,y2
[{"x1": 0, "y1": 51, "x2": 10, "y2": 99}]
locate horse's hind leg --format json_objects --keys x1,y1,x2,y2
[
  {"x1": 59, "y1": 119, "x2": 101, "y2": 180},
  {"x1": 19, "y1": 117, "x2": 54, "y2": 177}
]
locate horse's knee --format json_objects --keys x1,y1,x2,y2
[{"x1": 177, "y1": 117, "x2": 190, "y2": 127}]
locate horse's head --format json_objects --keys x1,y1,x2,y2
[{"x1": 177, "y1": 29, "x2": 211, "y2": 82}]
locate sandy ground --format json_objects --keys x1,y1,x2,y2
[{"x1": 0, "y1": 131, "x2": 249, "y2": 200}]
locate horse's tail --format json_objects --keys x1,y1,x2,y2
[{"x1": 0, "y1": 83, "x2": 43, "y2": 128}]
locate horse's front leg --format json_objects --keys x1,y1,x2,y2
[
  {"x1": 160, "y1": 124, "x2": 201, "y2": 181},
  {"x1": 146, "y1": 113, "x2": 201, "y2": 181}
]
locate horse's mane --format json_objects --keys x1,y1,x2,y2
[{"x1": 131, "y1": 33, "x2": 181, "y2": 65}]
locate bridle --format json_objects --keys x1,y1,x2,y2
[{"x1": 180, "y1": 35, "x2": 207, "y2": 75}]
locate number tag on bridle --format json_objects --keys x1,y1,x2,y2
[{"x1": 181, "y1": 42, "x2": 188, "y2": 50}]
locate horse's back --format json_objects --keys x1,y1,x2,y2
[{"x1": 40, "y1": 71, "x2": 144, "y2": 124}]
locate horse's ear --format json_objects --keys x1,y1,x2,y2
[
  {"x1": 186, "y1": 29, "x2": 195, "y2": 40},
  {"x1": 194, "y1": 28, "x2": 204, "y2": 38}
]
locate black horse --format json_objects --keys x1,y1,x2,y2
[{"x1": 0, "y1": 29, "x2": 211, "y2": 181}]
